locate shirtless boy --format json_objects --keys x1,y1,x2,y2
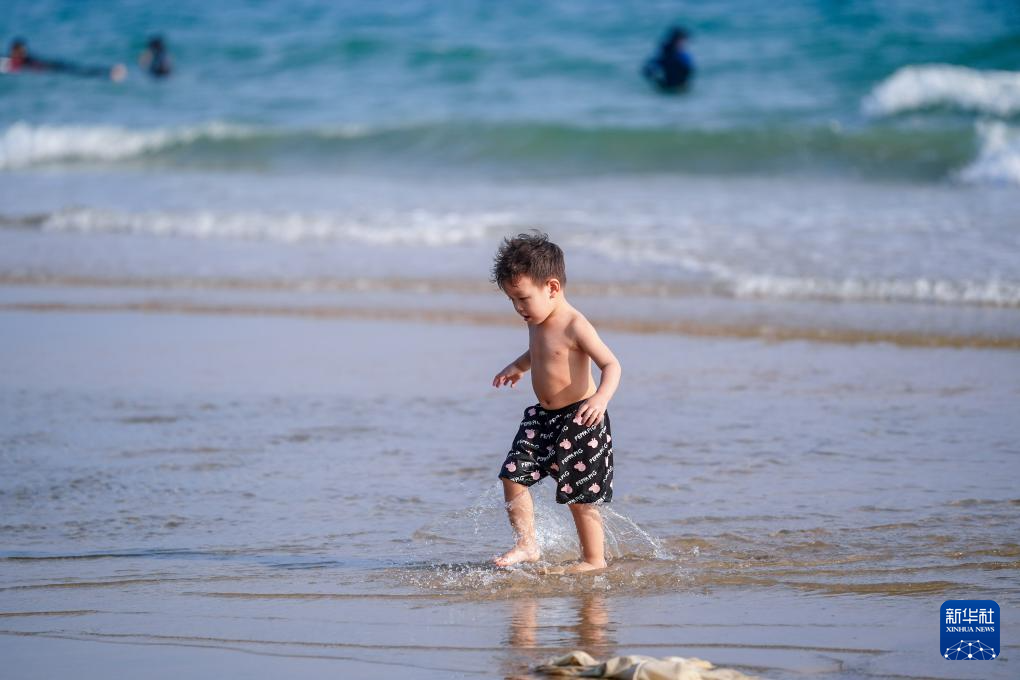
[{"x1": 490, "y1": 232, "x2": 622, "y2": 573}]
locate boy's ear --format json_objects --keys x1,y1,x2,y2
[{"x1": 546, "y1": 278, "x2": 562, "y2": 296}]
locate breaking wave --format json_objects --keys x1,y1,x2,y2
[
  {"x1": 0, "y1": 121, "x2": 261, "y2": 169},
  {"x1": 957, "y1": 121, "x2": 1020, "y2": 186},
  {"x1": 0, "y1": 120, "x2": 979, "y2": 181},
  {"x1": 3, "y1": 207, "x2": 1017, "y2": 308},
  {"x1": 863, "y1": 64, "x2": 1020, "y2": 118}
]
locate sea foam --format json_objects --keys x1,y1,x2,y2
[
  {"x1": 0, "y1": 121, "x2": 254, "y2": 169},
  {"x1": 0, "y1": 121, "x2": 377, "y2": 169},
  {"x1": 863, "y1": 64, "x2": 1020, "y2": 118},
  {"x1": 12, "y1": 205, "x2": 1019, "y2": 308},
  {"x1": 728, "y1": 272, "x2": 1020, "y2": 308},
  {"x1": 11, "y1": 205, "x2": 1018, "y2": 307},
  {"x1": 28, "y1": 206, "x2": 513, "y2": 246},
  {"x1": 957, "y1": 121, "x2": 1020, "y2": 186}
]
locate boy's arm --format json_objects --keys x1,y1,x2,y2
[
  {"x1": 493, "y1": 349, "x2": 530, "y2": 388},
  {"x1": 572, "y1": 318, "x2": 621, "y2": 426},
  {"x1": 511, "y1": 349, "x2": 531, "y2": 372}
]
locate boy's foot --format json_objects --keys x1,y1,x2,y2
[
  {"x1": 540, "y1": 560, "x2": 607, "y2": 575},
  {"x1": 493, "y1": 545, "x2": 541, "y2": 567},
  {"x1": 554, "y1": 560, "x2": 607, "y2": 574}
]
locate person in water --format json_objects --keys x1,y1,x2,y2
[
  {"x1": 490, "y1": 232, "x2": 622, "y2": 574},
  {"x1": 642, "y1": 26, "x2": 694, "y2": 92},
  {"x1": 138, "y1": 35, "x2": 172, "y2": 78},
  {"x1": 2, "y1": 38, "x2": 126, "y2": 81}
]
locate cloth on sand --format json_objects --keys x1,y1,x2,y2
[{"x1": 535, "y1": 650, "x2": 757, "y2": 680}]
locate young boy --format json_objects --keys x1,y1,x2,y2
[{"x1": 490, "y1": 232, "x2": 622, "y2": 574}]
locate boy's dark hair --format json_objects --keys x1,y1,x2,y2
[{"x1": 490, "y1": 231, "x2": 567, "y2": 291}]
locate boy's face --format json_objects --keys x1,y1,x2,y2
[{"x1": 504, "y1": 275, "x2": 559, "y2": 325}]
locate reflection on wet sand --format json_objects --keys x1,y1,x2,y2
[
  {"x1": 570, "y1": 592, "x2": 613, "y2": 656},
  {"x1": 504, "y1": 592, "x2": 615, "y2": 676}
]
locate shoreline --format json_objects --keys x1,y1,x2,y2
[
  {"x1": 3, "y1": 302, "x2": 1018, "y2": 351},
  {"x1": 2, "y1": 281, "x2": 1018, "y2": 350}
]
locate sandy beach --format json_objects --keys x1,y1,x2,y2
[
  {"x1": 3, "y1": 4, "x2": 1018, "y2": 676},
  {"x1": 2, "y1": 298, "x2": 1017, "y2": 679}
]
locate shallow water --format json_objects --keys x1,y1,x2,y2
[{"x1": 2, "y1": 310, "x2": 1018, "y2": 677}]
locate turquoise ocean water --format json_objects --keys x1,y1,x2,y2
[
  {"x1": 2, "y1": 0, "x2": 1020, "y2": 178},
  {"x1": 0, "y1": 1, "x2": 1018, "y2": 321}
]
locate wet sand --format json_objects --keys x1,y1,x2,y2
[
  {"x1": 2, "y1": 270, "x2": 1019, "y2": 349},
  {"x1": 1, "y1": 303, "x2": 1018, "y2": 679}
]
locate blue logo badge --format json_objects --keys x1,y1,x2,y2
[{"x1": 941, "y1": 600, "x2": 999, "y2": 660}]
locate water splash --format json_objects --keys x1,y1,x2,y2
[
  {"x1": 602, "y1": 508, "x2": 674, "y2": 561},
  {"x1": 393, "y1": 482, "x2": 682, "y2": 597}
]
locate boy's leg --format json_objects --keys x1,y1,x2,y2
[
  {"x1": 565, "y1": 504, "x2": 607, "y2": 573},
  {"x1": 493, "y1": 478, "x2": 541, "y2": 567}
]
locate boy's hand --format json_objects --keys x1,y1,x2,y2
[
  {"x1": 574, "y1": 395, "x2": 609, "y2": 427},
  {"x1": 493, "y1": 365, "x2": 524, "y2": 389}
]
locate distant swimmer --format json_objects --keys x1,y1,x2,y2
[
  {"x1": 139, "y1": 35, "x2": 172, "y2": 78},
  {"x1": 642, "y1": 26, "x2": 694, "y2": 92},
  {"x1": 1, "y1": 38, "x2": 126, "y2": 81}
]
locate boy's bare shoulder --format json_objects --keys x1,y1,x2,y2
[{"x1": 562, "y1": 306, "x2": 597, "y2": 345}]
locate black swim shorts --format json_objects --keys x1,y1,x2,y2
[{"x1": 498, "y1": 399, "x2": 613, "y2": 504}]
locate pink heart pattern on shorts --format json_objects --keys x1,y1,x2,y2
[{"x1": 500, "y1": 402, "x2": 613, "y2": 503}]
